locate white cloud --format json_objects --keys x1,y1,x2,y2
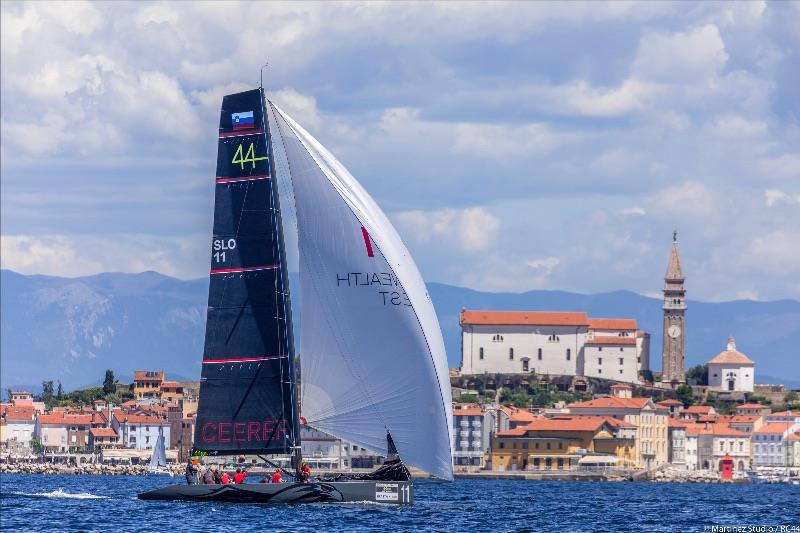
[
  {"x1": 711, "y1": 115, "x2": 768, "y2": 139},
  {"x1": 646, "y1": 182, "x2": 718, "y2": 220},
  {"x1": 393, "y1": 207, "x2": 500, "y2": 253},
  {"x1": 765, "y1": 189, "x2": 800, "y2": 207},
  {"x1": 633, "y1": 24, "x2": 729, "y2": 82},
  {"x1": 741, "y1": 230, "x2": 800, "y2": 276},
  {"x1": 618, "y1": 207, "x2": 647, "y2": 216},
  {"x1": 759, "y1": 154, "x2": 800, "y2": 181}
]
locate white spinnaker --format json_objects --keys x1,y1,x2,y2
[{"x1": 269, "y1": 102, "x2": 453, "y2": 481}]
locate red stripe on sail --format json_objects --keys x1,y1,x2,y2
[
  {"x1": 218, "y1": 128, "x2": 264, "y2": 138},
  {"x1": 361, "y1": 226, "x2": 374, "y2": 258},
  {"x1": 210, "y1": 264, "x2": 278, "y2": 275},
  {"x1": 216, "y1": 175, "x2": 270, "y2": 184},
  {"x1": 203, "y1": 355, "x2": 289, "y2": 364}
]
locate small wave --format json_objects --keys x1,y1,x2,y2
[{"x1": 10, "y1": 489, "x2": 108, "y2": 500}]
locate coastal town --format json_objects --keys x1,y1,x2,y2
[{"x1": 1, "y1": 239, "x2": 798, "y2": 483}]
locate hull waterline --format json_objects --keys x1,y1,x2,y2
[{"x1": 138, "y1": 480, "x2": 413, "y2": 505}]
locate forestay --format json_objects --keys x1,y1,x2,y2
[{"x1": 269, "y1": 103, "x2": 454, "y2": 481}]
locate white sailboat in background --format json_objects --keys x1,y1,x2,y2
[{"x1": 148, "y1": 429, "x2": 172, "y2": 476}]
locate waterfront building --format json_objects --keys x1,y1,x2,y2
[
  {"x1": 491, "y1": 415, "x2": 636, "y2": 471},
  {"x1": 459, "y1": 311, "x2": 649, "y2": 383},
  {"x1": 452, "y1": 404, "x2": 493, "y2": 469},
  {"x1": 111, "y1": 412, "x2": 170, "y2": 450},
  {"x1": 667, "y1": 418, "x2": 689, "y2": 469},
  {"x1": 497, "y1": 405, "x2": 537, "y2": 432},
  {"x1": 684, "y1": 422, "x2": 751, "y2": 472},
  {"x1": 89, "y1": 427, "x2": 119, "y2": 451},
  {"x1": 36, "y1": 413, "x2": 94, "y2": 452},
  {"x1": 753, "y1": 422, "x2": 800, "y2": 467},
  {"x1": 133, "y1": 370, "x2": 165, "y2": 402},
  {"x1": 1, "y1": 406, "x2": 35, "y2": 451},
  {"x1": 661, "y1": 233, "x2": 687, "y2": 384},
  {"x1": 786, "y1": 430, "x2": 800, "y2": 467},
  {"x1": 707, "y1": 337, "x2": 754, "y2": 393},
  {"x1": 566, "y1": 384, "x2": 669, "y2": 469}
]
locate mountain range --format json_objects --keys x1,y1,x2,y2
[{"x1": 2, "y1": 269, "x2": 798, "y2": 391}]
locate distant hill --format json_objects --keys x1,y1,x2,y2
[{"x1": 2, "y1": 269, "x2": 798, "y2": 390}]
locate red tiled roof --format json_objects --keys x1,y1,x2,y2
[
  {"x1": 453, "y1": 409, "x2": 485, "y2": 417},
  {"x1": 2, "y1": 406, "x2": 35, "y2": 422},
  {"x1": 500, "y1": 406, "x2": 538, "y2": 422},
  {"x1": 684, "y1": 423, "x2": 748, "y2": 437},
  {"x1": 588, "y1": 318, "x2": 637, "y2": 330},
  {"x1": 668, "y1": 418, "x2": 691, "y2": 428},
  {"x1": 133, "y1": 370, "x2": 164, "y2": 381},
  {"x1": 568, "y1": 397, "x2": 654, "y2": 410},
  {"x1": 38, "y1": 413, "x2": 93, "y2": 426},
  {"x1": 460, "y1": 310, "x2": 589, "y2": 327},
  {"x1": 657, "y1": 399, "x2": 683, "y2": 406},
  {"x1": 498, "y1": 415, "x2": 634, "y2": 436},
  {"x1": 113, "y1": 412, "x2": 167, "y2": 426},
  {"x1": 737, "y1": 403, "x2": 767, "y2": 410},
  {"x1": 709, "y1": 350, "x2": 754, "y2": 365},
  {"x1": 585, "y1": 337, "x2": 637, "y2": 346},
  {"x1": 684, "y1": 406, "x2": 714, "y2": 415},
  {"x1": 89, "y1": 427, "x2": 118, "y2": 438},
  {"x1": 787, "y1": 431, "x2": 800, "y2": 442},
  {"x1": 730, "y1": 415, "x2": 761, "y2": 423},
  {"x1": 754, "y1": 422, "x2": 792, "y2": 434}
]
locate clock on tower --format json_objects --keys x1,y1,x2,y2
[{"x1": 662, "y1": 232, "x2": 686, "y2": 384}]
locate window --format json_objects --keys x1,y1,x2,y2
[
  {"x1": 546, "y1": 442, "x2": 551, "y2": 450},
  {"x1": 598, "y1": 369, "x2": 602, "y2": 374},
  {"x1": 522, "y1": 442, "x2": 528, "y2": 449},
  {"x1": 548, "y1": 333, "x2": 560, "y2": 342},
  {"x1": 619, "y1": 358, "x2": 624, "y2": 365},
  {"x1": 535, "y1": 442, "x2": 539, "y2": 449},
  {"x1": 619, "y1": 369, "x2": 623, "y2": 374},
  {"x1": 637, "y1": 356, "x2": 641, "y2": 363},
  {"x1": 479, "y1": 347, "x2": 484, "y2": 360},
  {"x1": 538, "y1": 348, "x2": 542, "y2": 361},
  {"x1": 566, "y1": 348, "x2": 571, "y2": 361},
  {"x1": 492, "y1": 334, "x2": 504, "y2": 342},
  {"x1": 558, "y1": 442, "x2": 562, "y2": 449},
  {"x1": 509, "y1": 348, "x2": 514, "y2": 360},
  {"x1": 522, "y1": 359, "x2": 529, "y2": 372},
  {"x1": 598, "y1": 347, "x2": 603, "y2": 352},
  {"x1": 499, "y1": 442, "x2": 505, "y2": 449},
  {"x1": 598, "y1": 358, "x2": 603, "y2": 365},
  {"x1": 619, "y1": 347, "x2": 624, "y2": 352}
]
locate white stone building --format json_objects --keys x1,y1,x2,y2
[
  {"x1": 112, "y1": 413, "x2": 170, "y2": 450},
  {"x1": 459, "y1": 310, "x2": 649, "y2": 383},
  {"x1": 753, "y1": 422, "x2": 800, "y2": 467},
  {"x1": 707, "y1": 337, "x2": 755, "y2": 393},
  {"x1": 452, "y1": 404, "x2": 494, "y2": 469}
]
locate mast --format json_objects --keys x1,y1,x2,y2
[{"x1": 262, "y1": 91, "x2": 302, "y2": 477}]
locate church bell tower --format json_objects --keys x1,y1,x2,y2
[{"x1": 662, "y1": 231, "x2": 686, "y2": 384}]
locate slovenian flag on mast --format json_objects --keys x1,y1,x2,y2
[{"x1": 232, "y1": 111, "x2": 255, "y2": 130}]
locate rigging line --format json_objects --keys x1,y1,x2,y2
[{"x1": 271, "y1": 107, "x2": 390, "y2": 437}]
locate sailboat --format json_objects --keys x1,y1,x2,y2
[
  {"x1": 138, "y1": 87, "x2": 453, "y2": 504},
  {"x1": 147, "y1": 429, "x2": 172, "y2": 476}
]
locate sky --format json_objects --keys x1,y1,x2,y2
[{"x1": 1, "y1": 1, "x2": 799, "y2": 302}]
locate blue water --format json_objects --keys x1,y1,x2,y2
[{"x1": 0, "y1": 474, "x2": 798, "y2": 532}]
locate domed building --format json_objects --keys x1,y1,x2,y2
[{"x1": 708, "y1": 337, "x2": 755, "y2": 392}]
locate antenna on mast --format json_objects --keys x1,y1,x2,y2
[{"x1": 260, "y1": 61, "x2": 269, "y2": 89}]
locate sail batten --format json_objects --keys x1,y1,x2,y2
[{"x1": 270, "y1": 102, "x2": 454, "y2": 480}]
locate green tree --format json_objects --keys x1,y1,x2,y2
[
  {"x1": 103, "y1": 369, "x2": 115, "y2": 395},
  {"x1": 56, "y1": 381, "x2": 63, "y2": 400},
  {"x1": 41, "y1": 380, "x2": 55, "y2": 408},
  {"x1": 5, "y1": 388, "x2": 12, "y2": 402},
  {"x1": 686, "y1": 364, "x2": 708, "y2": 386},
  {"x1": 30, "y1": 438, "x2": 42, "y2": 454},
  {"x1": 784, "y1": 391, "x2": 799, "y2": 404},
  {"x1": 676, "y1": 384, "x2": 695, "y2": 406}
]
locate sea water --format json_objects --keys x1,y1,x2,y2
[{"x1": 0, "y1": 474, "x2": 798, "y2": 532}]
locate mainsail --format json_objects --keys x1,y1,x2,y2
[
  {"x1": 193, "y1": 89, "x2": 299, "y2": 456},
  {"x1": 149, "y1": 432, "x2": 167, "y2": 471},
  {"x1": 269, "y1": 103, "x2": 454, "y2": 480}
]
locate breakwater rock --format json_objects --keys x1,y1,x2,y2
[
  {"x1": 649, "y1": 468, "x2": 728, "y2": 483},
  {"x1": 0, "y1": 462, "x2": 184, "y2": 476}
]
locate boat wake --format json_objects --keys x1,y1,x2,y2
[{"x1": 8, "y1": 488, "x2": 108, "y2": 500}]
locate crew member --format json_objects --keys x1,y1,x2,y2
[
  {"x1": 220, "y1": 470, "x2": 231, "y2": 484},
  {"x1": 184, "y1": 457, "x2": 199, "y2": 485},
  {"x1": 233, "y1": 467, "x2": 247, "y2": 484},
  {"x1": 202, "y1": 464, "x2": 215, "y2": 484},
  {"x1": 271, "y1": 468, "x2": 282, "y2": 484},
  {"x1": 300, "y1": 462, "x2": 311, "y2": 482}
]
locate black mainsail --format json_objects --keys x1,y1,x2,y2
[{"x1": 193, "y1": 88, "x2": 299, "y2": 457}]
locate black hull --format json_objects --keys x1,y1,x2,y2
[{"x1": 138, "y1": 480, "x2": 413, "y2": 505}]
